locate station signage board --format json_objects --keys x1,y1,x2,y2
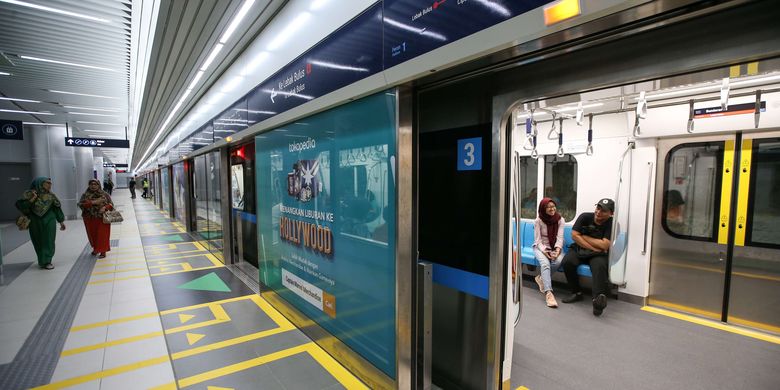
[
  {"x1": 0, "y1": 120, "x2": 24, "y2": 140},
  {"x1": 65, "y1": 137, "x2": 130, "y2": 148}
]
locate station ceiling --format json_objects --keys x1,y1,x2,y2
[{"x1": 0, "y1": 0, "x2": 282, "y2": 166}]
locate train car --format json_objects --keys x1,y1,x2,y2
[{"x1": 8, "y1": 1, "x2": 773, "y2": 389}]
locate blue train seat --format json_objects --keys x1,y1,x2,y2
[{"x1": 518, "y1": 220, "x2": 592, "y2": 278}]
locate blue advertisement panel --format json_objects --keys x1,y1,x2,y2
[
  {"x1": 246, "y1": 4, "x2": 383, "y2": 126},
  {"x1": 383, "y1": 0, "x2": 553, "y2": 67},
  {"x1": 256, "y1": 90, "x2": 397, "y2": 377}
]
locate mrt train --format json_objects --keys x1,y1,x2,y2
[{"x1": 137, "y1": 1, "x2": 780, "y2": 389}]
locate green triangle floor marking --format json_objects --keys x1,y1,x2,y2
[
  {"x1": 160, "y1": 234, "x2": 184, "y2": 242},
  {"x1": 177, "y1": 272, "x2": 231, "y2": 292}
]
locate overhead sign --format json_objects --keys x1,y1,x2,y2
[
  {"x1": 103, "y1": 163, "x2": 116, "y2": 167},
  {"x1": 694, "y1": 102, "x2": 766, "y2": 119},
  {"x1": 65, "y1": 137, "x2": 129, "y2": 148},
  {"x1": 0, "y1": 120, "x2": 24, "y2": 140}
]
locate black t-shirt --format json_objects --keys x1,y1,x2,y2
[
  {"x1": 129, "y1": 179, "x2": 136, "y2": 187},
  {"x1": 572, "y1": 212, "x2": 613, "y2": 248}
]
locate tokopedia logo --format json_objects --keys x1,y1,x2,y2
[{"x1": 289, "y1": 137, "x2": 316, "y2": 152}]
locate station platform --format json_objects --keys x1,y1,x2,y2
[{"x1": 0, "y1": 189, "x2": 365, "y2": 390}]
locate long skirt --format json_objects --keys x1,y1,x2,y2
[
  {"x1": 29, "y1": 210, "x2": 58, "y2": 266},
  {"x1": 83, "y1": 217, "x2": 111, "y2": 254}
]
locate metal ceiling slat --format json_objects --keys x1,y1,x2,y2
[
  {"x1": 0, "y1": 19, "x2": 131, "y2": 49},
  {"x1": 138, "y1": 0, "x2": 235, "y2": 157},
  {"x1": 0, "y1": 6, "x2": 132, "y2": 36}
]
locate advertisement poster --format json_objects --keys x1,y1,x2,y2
[{"x1": 256, "y1": 90, "x2": 397, "y2": 377}]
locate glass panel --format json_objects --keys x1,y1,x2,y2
[
  {"x1": 543, "y1": 155, "x2": 577, "y2": 222},
  {"x1": 194, "y1": 156, "x2": 209, "y2": 241},
  {"x1": 662, "y1": 143, "x2": 723, "y2": 240},
  {"x1": 748, "y1": 139, "x2": 780, "y2": 247},
  {"x1": 161, "y1": 167, "x2": 170, "y2": 216},
  {"x1": 206, "y1": 151, "x2": 223, "y2": 261},
  {"x1": 519, "y1": 156, "x2": 538, "y2": 219},
  {"x1": 172, "y1": 162, "x2": 186, "y2": 225}
]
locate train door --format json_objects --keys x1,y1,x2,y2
[
  {"x1": 650, "y1": 131, "x2": 780, "y2": 333},
  {"x1": 229, "y1": 142, "x2": 258, "y2": 275},
  {"x1": 191, "y1": 151, "x2": 225, "y2": 263}
]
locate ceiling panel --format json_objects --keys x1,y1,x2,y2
[{"x1": 0, "y1": 0, "x2": 132, "y2": 163}]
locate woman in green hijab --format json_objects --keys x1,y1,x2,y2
[{"x1": 15, "y1": 177, "x2": 66, "y2": 269}]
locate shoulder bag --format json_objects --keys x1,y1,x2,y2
[{"x1": 103, "y1": 210, "x2": 124, "y2": 224}]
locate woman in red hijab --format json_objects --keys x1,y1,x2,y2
[
  {"x1": 79, "y1": 179, "x2": 114, "y2": 258},
  {"x1": 533, "y1": 197, "x2": 565, "y2": 307}
]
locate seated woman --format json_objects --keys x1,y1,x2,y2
[{"x1": 533, "y1": 197, "x2": 565, "y2": 308}]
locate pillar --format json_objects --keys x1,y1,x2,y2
[{"x1": 29, "y1": 126, "x2": 78, "y2": 219}]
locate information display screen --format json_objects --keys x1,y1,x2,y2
[{"x1": 256, "y1": 90, "x2": 397, "y2": 377}]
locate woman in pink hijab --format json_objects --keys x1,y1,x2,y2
[{"x1": 533, "y1": 197, "x2": 565, "y2": 307}]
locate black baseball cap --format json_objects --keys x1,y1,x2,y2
[{"x1": 595, "y1": 198, "x2": 615, "y2": 213}]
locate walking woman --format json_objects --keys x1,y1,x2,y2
[
  {"x1": 15, "y1": 177, "x2": 66, "y2": 270},
  {"x1": 79, "y1": 179, "x2": 114, "y2": 258},
  {"x1": 533, "y1": 197, "x2": 565, "y2": 308}
]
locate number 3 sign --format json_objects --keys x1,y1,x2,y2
[{"x1": 457, "y1": 137, "x2": 482, "y2": 171}]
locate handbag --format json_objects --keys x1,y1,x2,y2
[
  {"x1": 16, "y1": 215, "x2": 30, "y2": 230},
  {"x1": 103, "y1": 210, "x2": 124, "y2": 224}
]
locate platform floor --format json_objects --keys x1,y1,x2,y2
[{"x1": 0, "y1": 190, "x2": 364, "y2": 390}]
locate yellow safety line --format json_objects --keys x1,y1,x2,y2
[
  {"x1": 159, "y1": 294, "x2": 255, "y2": 314},
  {"x1": 61, "y1": 331, "x2": 165, "y2": 356},
  {"x1": 248, "y1": 295, "x2": 295, "y2": 328},
  {"x1": 31, "y1": 355, "x2": 170, "y2": 390},
  {"x1": 70, "y1": 312, "x2": 160, "y2": 332},
  {"x1": 734, "y1": 138, "x2": 752, "y2": 246},
  {"x1": 146, "y1": 252, "x2": 211, "y2": 262},
  {"x1": 171, "y1": 326, "x2": 293, "y2": 360},
  {"x1": 91, "y1": 267, "x2": 148, "y2": 276},
  {"x1": 304, "y1": 343, "x2": 370, "y2": 389},
  {"x1": 151, "y1": 264, "x2": 222, "y2": 276},
  {"x1": 648, "y1": 299, "x2": 780, "y2": 334},
  {"x1": 87, "y1": 274, "x2": 148, "y2": 285},
  {"x1": 718, "y1": 139, "x2": 735, "y2": 244},
  {"x1": 642, "y1": 306, "x2": 780, "y2": 344},
  {"x1": 93, "y1": 260, "x2": 147, "y2": 268},
  {"x1": 144, "y1": 249, "x2": 211, "y2": 259},
  {"x1": 193, "y1": 241, "x2": 208, "y2": 251},
  {"x1": 206, "y1": 253, "x2": 224, "y2": 267},
  {"x1": 176, "y1": 343, "x2": 311, "y2": 388}
]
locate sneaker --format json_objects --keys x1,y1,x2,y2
[
  {"x1": 98, "y1": 253, "x2": 106, "y2": 259},
  {"x1": 534, "y1": 275, "x2": 544, "y2": 293},
  {"x1": 562, "y1": 293, "x2": 583, "y2": 303},
  {"x1": 44, "y1": 264, "x2": 54, "y2": 270},
  {"x1": 592, "y1": 294, "x2": 607, "y2": 316},
  {"x1": 545, "y1": 291, "x2": 558, "y2": 308},
  {"x1": 91, "y1": 251, "x2": 98, "y2": 256}
]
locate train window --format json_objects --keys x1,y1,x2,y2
[
  {"x1": 519, "y1": 156, "x2": 538, "y2": 219},
  {"x1": 544, "y1": 155, "x2": 577, "y2": 222},
  {"x1": 747, "y1": 139, "x2": 780, "y2": 248},
  {"x1": 662, "y1": 143, "x2": 723, "y2": 241}
]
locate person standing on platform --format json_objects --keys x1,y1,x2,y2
[
  {"x1": 103, "y1": 177, "x2": 114, "y2": 195},
  {"x1": 15, "y1": 177, "x2": 66, "y2": 270},
  {"x1": 79, "y1": 179, "x2": 114, "y2": 258},
  {"x1": 142, "y1": 178, "x2": 150, "y2": 198},
  {"x1": 129, "y1": 176, "x2": 137, "y2": 199}
]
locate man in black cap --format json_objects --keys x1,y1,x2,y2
[{"x1": 561, "y1": 198, "x2": 615, "y2": 316}]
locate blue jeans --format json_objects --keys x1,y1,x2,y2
[{"x1": 534, "y1": 247, "x2": 563, "y2": 292}]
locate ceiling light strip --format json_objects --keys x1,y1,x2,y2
[
  {"x1": 20, "y1": 55, "x2": 119, "y2": 72},
  {"x1": 0, "y1": 109, "x2": 53, "y2": 115},
  {"x1": 0, "y1": 96, "x2": 40, "y2": 103},
  {"x1": 48, "y1": 90, "x2": 120, "y2": 99},
  {"x1": 220, "y1": 0, "x2": 256, "y2": 43},
  {"x1": 68, "y1": 112, "x2": 120, "y2": 117},
  {"x1": 0, "y1": 0, "x2": 111, "y2": 23},
  {"x1": 63, "y1": 105, "x2": 122, "y2": 112}
]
